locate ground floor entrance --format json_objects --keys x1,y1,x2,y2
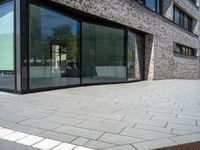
[{"x1": 0, "y1": 0, "x2": 145, "y2": 93}]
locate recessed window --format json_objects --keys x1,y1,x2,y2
[
  {"x1": 146, "y1": 0, "x2": 157, "y2": 11},
  {"x1": 190, "y1": 0, "x2": 197, "y2": 5},
  {"x1": 136, "y1": 0, "x2": 162, "y2": 14},
  {"x1": 175, "y1": 44, "x2": 197, "y2": 57},
  {"x1": 173, "y1": 6, "x2": 193, "y2": 32}
]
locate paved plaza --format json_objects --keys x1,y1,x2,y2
[{"x1": 0, "y1": 80, "x2": 200, "y2": 150}]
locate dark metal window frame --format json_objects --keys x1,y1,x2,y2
[
  {"x1": 135, "y1": 0, "x2": 163, "y2": 14},
  {"x1": 173, "y1": 5, "x2": 193, "y2": 32},
  {"x1": 11, "y1": 0, "x2": 145, "y2": 94},
  {"x1": 174, "y1": 43, "x2": 197, "y2": 57}
]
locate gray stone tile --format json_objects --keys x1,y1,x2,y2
[
  {"x1": 55, "y1": 126, "x2": 103, "y2": 140},
  {"x1": 172, "y1": 129, "x2": 194, "y2": 136},
  {"x1": 87, "y1": 113, "x2": 124, "y2": 121},
  {"x1": 9, "y1": 125, "x2": 45, "y2": 135},
  {"x1": 135, "y1": 124, "x2": 172, "y2": 133},
  {"x1": 120, "y1": 127, "x2": 175, "y2": 140},
  {"x1": 0, "y1": 120, "x2": 17, "y2": 128},
  {"x1": 0, "y1": 113, "x2": 28, "y2": 123},
  {"x1": 167, "y1": 123, "x2": 200, "y2": 132},
  {"x1": 20, "y1": 119, "x2": 61, "y2": 130},
  {"x1": 75, "y1": 115, "x2": 104, "y2": 122},
  {"x1": 152, "y1": 115, "x2": 196, "y2": 126},
  {"x1": 15, "y1": 111, "x2": 50, "y2": 120},
  {"x1": 39, "y1": 130, "x2": 77, "y2": 143},
  {"x1": 76, "y1": 121, "x2": 125, "y2": 134},
  {"x1": 171, "y1": 133, "x2": 200, "y2": 144},
  {"x1": 71, "y1": 137, "x2": 90, "y2": 146},
  {"x1": 102, "y1": 145, "x2": 136, "y2": 150},
  {"x1": 123, "y1": 117, "x2": 167, "y2": 127},
  {"x1": 133, "y1": 139, "x2": 176, "y2": 150},
  {"x1": 84, "y1": 140, "x2": 116, "y2": 149},
  {"x1": 0, "y1": 139, "x2": 37, "y2": 150},
  {"x1": 42, "y1": 115, "x2": 82, "y2": 126},
  {"x1": 103, "y1": 119, "x2": 135, "y2": 128},
  {"x1": 98, "y1": 133, "x2": 144, "y2": 145}
]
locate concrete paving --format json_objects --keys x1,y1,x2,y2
[{"x1": 0, "y1": 80, "x2": 199, "y2": 150}]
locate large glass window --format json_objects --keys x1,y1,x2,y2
[
  {"x1": 175, "y1": 44, "x2": 197, "y2": 57},
  {"x1": 128, "y1": 31, "x2": 145, "y2": 80},
  {"x1": 146, "y1": 0, "x2": 156, "y2": 11},
  {"x1": 173, "y1": 6, "x2": 193, "y2": 32},
  {"x1": 136, "y1": 0, "x2": 162, "y2": 14},
  {"x1": 82, "y1": 23, "x2": 126, "y2": 84},
  {"x1": 29, "y1": 3, "x2": 80, "y2": 89},
  {"x1": 0, "y1": 0, "x2": 14, "y2": 89}
]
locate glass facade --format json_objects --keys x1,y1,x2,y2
[
  {"x1": 82, "y1": 23, "x2": 126, "y2": 84},
  {"x1": 0, "y1": 0, "x2": 146, "y2": 92},
  {"x1": 28, "y1": 2, "x2": 145, "y2": 90},
  {"x1": 128, "y1": 31, "x2": 145, "y2": 80},
  {"x1": 29, "y1": 3, "x2": 81, "y2": 89},
  {"x1": 0, "y1": 0, "x2": 14, "y2": 90}
]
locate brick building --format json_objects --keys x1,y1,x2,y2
[{"x1": 0, "y1": 0, "x2": 199, "y2": 93}]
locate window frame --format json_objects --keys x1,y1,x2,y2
[
  {"x1": 173, "y1": 6, "x2": 193, "y2": 32},
  {"x1": 25, "y1": 0, "x2": 146, "y2": 93},
  {"x1": 0, "y1": 0, "x2": 16, "y2": 91},
  {"x1": 136, "y1": 0, "x2": 163, "y2": 14},
  {"x1": 174, "y1": 43, "x2": 197, "y2": 57}
]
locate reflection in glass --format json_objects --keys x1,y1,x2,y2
[
  {"x1": 82, "y1": 23, "x2": 126, "y2": 83},
  {"x1": 29, "y1": 3, "x2": 80, "y2": 89},
  {"x1": 146, "y1": 0, "x2": 156, "y2": 11},
  {"x1": 128, "y1": 31, "x2": 144, "y2": 80},
  {"x1": 0, "y1": 1, "x2": 14, "y2": 89}
]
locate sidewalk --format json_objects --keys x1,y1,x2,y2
[{"x1": 0, "y1": 80, "x2": 199, "y2": 150}]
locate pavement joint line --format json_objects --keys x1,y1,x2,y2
[
  {"x1": 170, "y1": 128, "x2": 173, "y2": 134},
  {"x1": 0, "y1": 126, "x2": 95, "y2": 150},
  {"x1": 96, "y1": 132, "x2": 105, "y2": 141},
  {"x1": 118, "y1": 126, "x2": 127, "y2": 135},
  {"x1": 131, "y1": 144, "x2": 139, "y2": 150},
  {"x1": 195, "y1": 120, "x2": 198, "y2": 126},
  {"x1": 169, "y1": 137, "x2": 179, "y2": 145}
]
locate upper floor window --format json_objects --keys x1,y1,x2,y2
[
  {"x1": 136, "y1": 0, "x2": 162, "y2": 14},
  {"x1": 190, "y1": 0, "x2": 197, "y2": 5},
  {"x1": 173, "y1": 6, "x2": 193, "y2": 32}
]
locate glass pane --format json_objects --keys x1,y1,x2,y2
[
  {"x1": 29, "y1": 3, "x2": 80, "y2": 89},
  {"x1": 176, "y1": 45, "x2": 181, "y2": 53},
  {"x1": 128, "y1": 32, "x2": 136, "y2": 80},
  {"x1": 146, "y1": 0, "x2": 156, "y2": 11},
  {"x1": 0, "y1": 0, "x2": 14, "y2": 89},
  {"x1": 82, "y1": 22, "x2": 126, "y2": 84},
  {"x1": 174, "y1": 7, "x2": 181, "y2": 25},
  {"x1": 128, "y1": 31, "x2": 145, "y2": 80},
  {"x1": 184, "y1": 15, "x2": 189, "y2": 30}
]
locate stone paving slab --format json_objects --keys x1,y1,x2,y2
[
  {"x1": 0, "y1": 80, "x2": 200, "y2": 150},
  {"x1": 55, "y1": 126, "x2": 104, "y2": 140},
  {"x1": 133, "y1": 139, "x2": 177, "y2": 150},
  {"x1": 0, "y1": 139, "x2": 37, "y2": 150}
]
